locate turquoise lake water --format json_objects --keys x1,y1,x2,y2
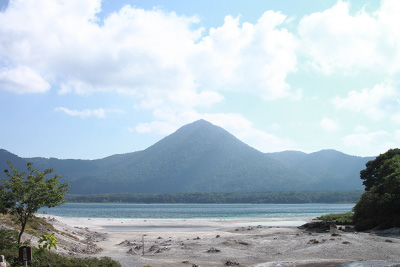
[{"x1": 38, "y1": 203, "x2": 354, "y2": 219}]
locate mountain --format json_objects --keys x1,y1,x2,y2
[
  {"x1": 267, "y1": 149, "x2": 373, "y2": 191},
  {"x1": 0, "y1": 120, "x2": 374, "y2": 194}
]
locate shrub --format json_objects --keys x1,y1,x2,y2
[
  {"x1": 353, "y1": 149, "x2": 400, "y2": 230},
  {"x1": 0, "y1": 229, "x2": 121, "y2": 267},
  {"x1": 316, "y1": 212, "x2": 353, "y2": 225},
  {"x1": 29, "y1": 248, "x2": 121, "y2": 267},
  {"x1": 354, "y1": 218, "x2": 378, "y2": 231}
]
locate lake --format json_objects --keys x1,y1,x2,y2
[{"x1": 39, "y1": 203, "x2": 354, "y2": 219}]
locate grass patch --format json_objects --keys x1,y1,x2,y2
[
  {"x1": 317, "y1": 212, "x2": 354, "y2": 225},
  {"x1": 1, "y1": 214, "x2": 121, "y2": 266},
  {"x1": 0, "y1": 214, "x2": 58, "y2": 237}
]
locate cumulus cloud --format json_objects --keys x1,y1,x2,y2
[
  {"x1": 192, "y1": 11, "x2": 298, "y2": 100},
  {"x1": 3, "y1": 0, "x2": 400, "y2": 157},
  {"x1": 332, "y1": 81, "x2": 399, "y2": 120},
  {"x1": 298, "y1": 0, "x2": 400, "y2": 74},
  {"x1": 354, "y1": 125, "x2": 369, "y2": 133},
  {"x1": 55, "y1": 107, "x2": 122, "y2": 118},
  {"x1": 343, "y1": 130, "x2": 396, "y2": 156},
  {"x1": 0, "y1": 66, "x2": 50, "y2": 94},
  {"x1": 320, "y1": 117, "x2": 340, "y2": 132},
  {"x1": 0, "y1": 0, "x2": 298, "y2": 106}
]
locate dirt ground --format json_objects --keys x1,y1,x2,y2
[{"x1": 30, "y1": 216, "x2": 400, "y2": 267}]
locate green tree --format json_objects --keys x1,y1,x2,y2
[
  {"x1": 360, "y1": 148, "x2": 400, "y2": 191},
  {"x1": 0, "y1": 162, "x2": 69, "y2": 244},
  {"x1": 38, "y1": 233, "x2": 58, "y2": 252},
  {"x1": 353, "y1": 149, "x2": 400, "y2": 230}
]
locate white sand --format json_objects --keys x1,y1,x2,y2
[{"x1": 40, "y1": 215, "x2": 400, "y2": 267}]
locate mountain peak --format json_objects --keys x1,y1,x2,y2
[
  {"x1": 0, "y1": 120, "x2": 373, "y2": 194},
  {"x1": 181, "y1": 119, "x2": 216, "y2": 129},
  {"x1": 191, "y1": 119, "x2": 210, "y2": 124}
]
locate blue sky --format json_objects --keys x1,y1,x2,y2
[{"x1": 0, "y1": 0, "x2": 399, "y2": 159}]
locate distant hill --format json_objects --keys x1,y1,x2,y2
[{"x1": 0, "y1": 120, "x2": 374, "y2": 194}]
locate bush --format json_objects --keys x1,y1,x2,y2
[
  {"x1": 0, "y1": 229, "x2": 121, "y2": 267},
  {"x1": 0, "y1": 229, "x2": 19, "y2": 265},
  {"x1": 317, "y1": 212, "x2": 353, "y2": 225},
  {"x1": 354, "y1": 218, "x2": 378, "y2": 231},
  {"x1": 376, "y1": 220, "x2": 394, "y2": 230},
  {"x1": 0, "y1": 229, "x2": 18, "y2": 250},
  {"x1": 353, "y1": 149, "x2": 400, "y2": 230},
  {"x1": 392, "y1": 215, "x2": 400, "y2": 228},
  {"x1": 29, "y1": 248, "x2": 121, "y2": 267}
]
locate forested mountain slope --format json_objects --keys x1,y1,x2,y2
[{"x1": 0, "y1": 120, "x2": 374, "y2": 194}]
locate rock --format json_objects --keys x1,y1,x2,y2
[
  {"x1": 127, "y1": 248, "x2": 136, "y2": 254},
  {"x1": 148, "y1": 245, "x2": 158, "y2": 252},
  {"x1": 206, "y1": 247, "x2": 221, "y2": 253},
  {"x1": 225, "y1": 259, "x2": 240, "y2": 266},
  {"x1": 299, "y1": 220, "x2": 336, "y2": 231}
]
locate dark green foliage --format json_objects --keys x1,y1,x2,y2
[
  {"x1": 0, "y1": 121, "x2": 374, "y2": 195},
  {"x1": 353, "y1": 149, "x2": 400, "y2": 231},
  {"x1": 0, "y1": 229, "x2": 18, "y2": 250},
  {"x1": 360, "y1": 148, "x2": 400, "y2": 191},
  {"x1": 0, "y1": 229, "x2": 19, "y2": 266},
  {"x1": 316, "y1": 212, "x2": 353, "y2": 225},
  {"x1": 66, "y1": 190, "x2": 363, "y2": 204}
]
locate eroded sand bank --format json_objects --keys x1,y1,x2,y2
[{"x1": 42, "y1": 216, "x2": 400, "y2": 267}]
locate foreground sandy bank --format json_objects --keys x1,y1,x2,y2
[{"x1": 42, "y1": 216, "x2": 400, "y2": 267}]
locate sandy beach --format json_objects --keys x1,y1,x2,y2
[{"x1": 37, "y1": 215, "x2": 400, "y2": 267}]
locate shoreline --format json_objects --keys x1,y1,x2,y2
[{"x1": 39, "y1": 215, "x2": 400, "y2": 267}]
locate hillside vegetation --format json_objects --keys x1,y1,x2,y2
[
  {"x1": 0, "y1": 120, "x2": 374, "y2": 194},
  {"x1": 66, "y1": 191, "x2": 363, "y2": 204}
]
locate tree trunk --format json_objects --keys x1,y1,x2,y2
[
  {"x1": 18, "y1": 215, "x2": 28, "y2": 245},
  {"x1": 18, "y1": 223, "x2": 25, "y2": 245}
]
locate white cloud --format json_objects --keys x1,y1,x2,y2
[
  {"x1": 320, "y1": 117, "x2": 340, "y2": 132},
  {"x1": 332, "y1": 81, "x2": 399, "y2": 120},
  {"x1": 0, "y1": 0, "x2": 298, "y2": 107},
  {"x1": 298, "y1": 0, "x2": 400, "y2": 75},
  {"x1": 343, "y1": 130, "x2": 395, "y2": 156},
  {"x1": 355, "y1": 125, "x2": 368, "y2": 133},
  {"x1": 0, "y1": 66, "x2": 50, "y2": 94},
  {"x1": 55, "y1": 107, "x2": 122, "y2": 118},
  {"x1": 299, "y1": 1, "x2": 379, "y2": 74},
  {"x1": 193, "y1": 11, "x2": 298, "y2": 100},
  {"x1": 270, "y1": 123, "x2": 282, "y2": 130}
]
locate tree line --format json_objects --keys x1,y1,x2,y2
[{"x1": 65, "y1": 190, "x2": 363, "y2": 204}]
